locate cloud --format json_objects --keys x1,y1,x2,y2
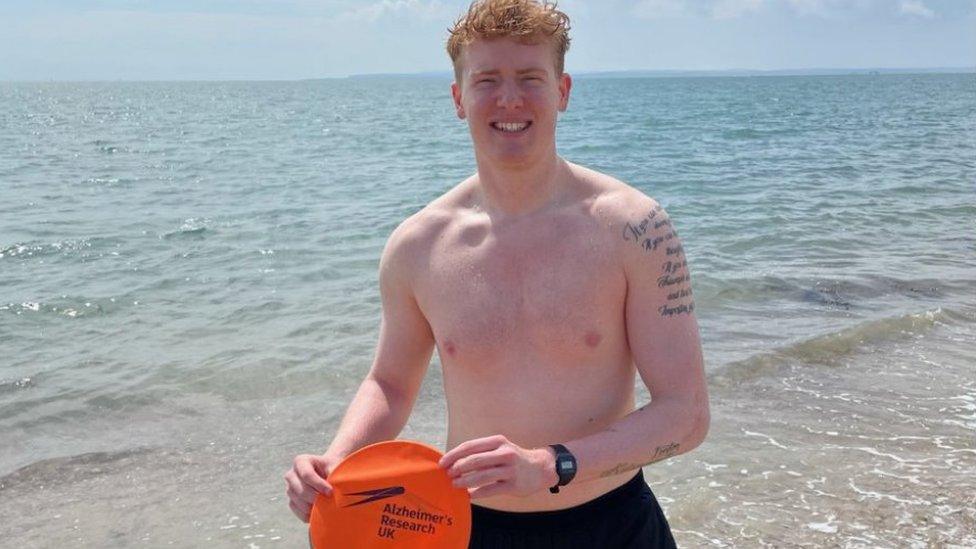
[
  {"x1": 783, "y1": 0, "x2": 875, "y2": 17},
  {"x1": 634, "y1": 0, "x2": 765, "y2": 19},
  {"x1": 339, "y1": 0, "x2": 451, "y2": 23},
  {"x1": 784, "y1": 0, "x2": 827, "y2": 15},
  {"x1": 711, "y1": 0, "x2": 763, "y2": 19},
  {"x1": 899, "y1": 0, "x2": 935, "y2": 18}
]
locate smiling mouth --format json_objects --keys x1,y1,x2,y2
[{"x1": 491, "y1": 121, "x2": 532, "y2": 133}]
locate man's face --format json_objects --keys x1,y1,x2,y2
[{"x1": 451, "y1": 37, "x2": 571, "y2": 169}]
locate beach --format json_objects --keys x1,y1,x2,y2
[{"x1": 1, "y1": 73, "x2": 974, "y2": 547}]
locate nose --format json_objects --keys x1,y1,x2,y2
[{"x1": 495, "y1": 80, "x2": 524, "y2": 109}]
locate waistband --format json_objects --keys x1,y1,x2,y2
[{"x1": 470, "y1": 469, "x2": 647, "y2": 532}]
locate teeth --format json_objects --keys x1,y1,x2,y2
[{"x1": 494, "y1": 122, "x2": 529, "y2": 132}]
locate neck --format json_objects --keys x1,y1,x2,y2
[{"x1": 473, "y1": 153, "x2": 567, "y2": 218}]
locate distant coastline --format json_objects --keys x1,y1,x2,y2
[
  {"x1": 2, "y1": 67, "x2": 972, "y2": 84},
  {"x1": 345, "y1": 66, "x2": 975, "y2": 80}
]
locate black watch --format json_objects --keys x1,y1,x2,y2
[{"x1": 548, "y1": 444, "x2": 577, "y2": 494}]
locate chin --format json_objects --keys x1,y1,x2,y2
[{"x1": 489, "y1": 151, "x2": 536, "y2": 168}]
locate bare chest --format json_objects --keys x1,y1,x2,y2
[{"x1": 415, "y1": 215, "x2": 625, "y2": 368}]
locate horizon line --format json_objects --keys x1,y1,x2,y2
[{"x1": 2, "y1": 66, "x2": 973, "y2": 84}]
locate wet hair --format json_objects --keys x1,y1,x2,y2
[{"x1": 446, "y1": 0, "x2": 571, "y2": 83}]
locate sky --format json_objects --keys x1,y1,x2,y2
[{"x1": 0, "y1": 0, "x2": 973, "y2": 80}]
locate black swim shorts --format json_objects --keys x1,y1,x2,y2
[{"x1": 468, "y1": 469, "x2": 677, "y2": 548}]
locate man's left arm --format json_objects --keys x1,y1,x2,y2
[
  {"x1": 558, "y1": 196, "x2": 710, "y2": 484},
  {"x1": 438, "y1": 194, "x2": 710, "y2": 498}
]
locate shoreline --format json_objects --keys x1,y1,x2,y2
[{"x1": 2, "y1": 305, "x2": 974, "y2": 546}]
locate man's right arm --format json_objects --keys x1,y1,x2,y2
[
  {"x1": 323, "y1": 218, "x2": 436, "y2": 458},
  {"x1": 285, "y1": 217, "x2": 436, "y2": 522}
]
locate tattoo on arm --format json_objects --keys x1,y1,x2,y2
[
  {"x1": 622, "y1": 205, "x2": 696, "y2": 318},
  {"x1": 652, "y1": 442, "x2": 680, "y2": 460},
  {"x1": 597, "y1": 442, "x2": 682, "y2": 478},
  {"x1": 598, "y1": 463, "x2": 638, "y2": 478}
]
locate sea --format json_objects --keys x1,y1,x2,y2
[{"x1": 1, "y1": 73, "x2": 974, "y2": 548}]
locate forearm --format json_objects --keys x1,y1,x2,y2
[
  {"x1": 323, "y1": 375, "x2": 413, "y2": 460},
  {"x1": 564, "y1": 396, "x2": 709, "y2": 484}
]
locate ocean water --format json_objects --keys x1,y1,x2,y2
[{"x1": 1, "y1": 73, "x2": 974, "y2": 547}]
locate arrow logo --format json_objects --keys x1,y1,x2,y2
[{"x1": 342, "y1": 486, "x2": 406, "y2": 507}]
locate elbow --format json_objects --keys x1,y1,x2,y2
[
  {"x1": 685, "y1": 399, "x2": 711, "y2": 450},
  {"x1": 690, "y1": 378, "x2": 711, "y2": 448},
  {"x1": 695, "y1": 406, "x2": 711, "y2": 447},
  {"x1": 365, "y1": 373, "x2": 412, "y2": 412}
]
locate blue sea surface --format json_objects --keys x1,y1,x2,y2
[{"x1": 1, "y1": 73, "x2": 974, "y2": 546}]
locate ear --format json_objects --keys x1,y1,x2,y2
[
  {"x1": 557, "y1": 73, "x2": 572, "y2": 112},
  {"x1": 451, "y1": 81, "x2": 466, "y2": 120}
]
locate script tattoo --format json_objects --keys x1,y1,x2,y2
[
  {"x1": 622, "y1": 204, "x2": 696, "y2": 318},
  {"x1": 652, "y1": 442, "x2": 680, "y2": 461},
  {"x1": 621, "y1": 204, "x2": 661, "y2": 246},
  {"x1": 598, "y1": 463, "x2": 638, "y2": 478},
  {"x1": 597, "y1": 442, "x2": 682, "y2": 478}
]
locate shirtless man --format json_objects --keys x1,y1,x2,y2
[{"x1": 285, "y1": 1, "x2": 710, "y2": 546}]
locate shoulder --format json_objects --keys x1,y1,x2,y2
[
  {"x1": 568, "y1": 166, "x2": 698, "y2": 323},
  {"x1": 564, "y1": 163, "x2": 687, "y2": 289},
  {"x1": 380, "y1": 176, "x2": 474, "y2": 279},
  {"x1": 564, "y1": 162, "x2": 669, "y2": 243}
]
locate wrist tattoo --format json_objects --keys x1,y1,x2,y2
[{"x1": 597, "y1": 442, "x2": 681, "y2": 478}]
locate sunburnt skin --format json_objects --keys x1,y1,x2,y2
[
  {"x1": 403, "y1": 160, "x2": 700, "y2": 512},
  {"x1": 285, "y1": 4, "x2": 709, "y2": 535}
]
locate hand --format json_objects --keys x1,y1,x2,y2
[
  {"x1": 284, "y1": 453, "x2": 339, "y2": 523},
  {"x1": 438, "y1": 435, "x2": 559, "y2": 500}
]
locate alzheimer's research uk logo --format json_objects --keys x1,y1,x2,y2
[
  {"x1": 340, "y1": 485, "x2": 457, "y2": 540},
  {"x1": 342, "y1": 486, "x2": 407, "y2": 507}
]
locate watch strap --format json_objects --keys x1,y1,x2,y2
[{"x1": 548, "y1": 444, "x2": 577, "y2": 494}]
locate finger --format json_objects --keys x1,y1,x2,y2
[
  {"x1": 290, "y1": 467, "x2": 332, "y2": 504},
  {"x1": 453, "y1": 465, "x2": 512, "y2": 489},
  {"x1": 296, "y1": 459, "x2": 333, "y2": 496},
  {"x1": 288, "y1": 482, "x2": 321, "y2": 507},
  {"x1": 468, "y1": 480, "x2": 510, "y2": 500},
  {"x1": 290, "y1": 499, "x2": 311, "y2": 523},
  {"x1": 448, "y1": 448, "x2": 513, "y2": 478},
  {"x1": 286, "y1": 468, "x2": 323, "y2": 505},
  {"x1": 439, "y1": 435, "x2": 506, "y2": 470}
]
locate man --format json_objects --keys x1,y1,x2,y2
[{"x1": 285, "y1": 1, "x2": 710, "y2": 546}]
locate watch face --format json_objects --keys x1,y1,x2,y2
[{"x1": 559, "y1": 460, "x2": 574, "y2": 471}]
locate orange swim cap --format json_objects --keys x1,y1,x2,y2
[{"x1": 309, "y1": 440, "x2": 471, "y2": 548}]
